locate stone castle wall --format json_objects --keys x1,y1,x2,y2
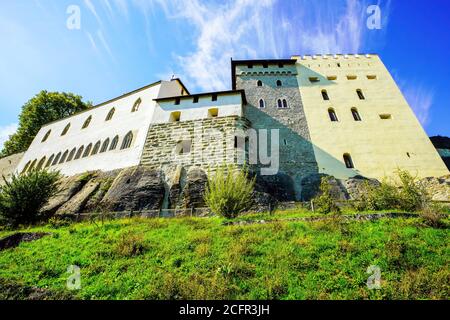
[{"x1": 235, "y1": 66, "x2": 319, "y2": 201}]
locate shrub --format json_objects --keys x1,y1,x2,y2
[
  {"x1": 113, "y1": 232, "x2": 147, "y2": 257},
  {"x1": 0, "y1": 169, "x2": 61, "y2": 227},
  {"x1": 419, "y1": 203, "x2": 446, "y2": 229},
  {"x1": 313, "y1": 176, "x2": 340, "y2": 214},
  {"x1": 204, "y1": 165, "x2": 255, "y2": 219},
  {"x1": 354, "y1": 169, "x2": 430, "y2": 212}
]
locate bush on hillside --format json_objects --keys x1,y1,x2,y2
[
  {"x1": 0, "y1": 169, "x2": 61, "y2": 227},
  {"x1": 204, "y1": 165, "x2": 255, "y2": 219},
  {"x1": 313, "y1": 176, "x2": 341, "y2": 214},
  {"x1": 354, "y1": 169, "x2": 429, "y2": 212}
]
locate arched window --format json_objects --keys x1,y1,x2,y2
[
  {"x1": 105, "y1": 108, "x2": 115, "y2": 121},
  {"x1": 82, "y1": 116, "x2": 92, "y2": 129},
  {"x1": 92, "y1": 141, "x2": 101, "y2": 155},
  {"x1": 282, "y1": 99, "x2": 288, "y2": 109},
  {"x1": 131, "y1": 98, "x2": 141, "y2": 112},
  {"x1": 343, "y1": 153, "x2": 354, "y2": 169},
  {"x1": 28, "y1": 159, "x2": 37, "y2": 171},
  {"x1": 67, "y1": 148, "x2": 76, "y2": 162},
  {"x1": 36, "y1": 157, "x2": 46, "y2": 170},
  {"x1": 356, "y1": 89, "x2": 365, "y2": 100},
  {"x1": 259, "y1": 99, "x2": 265, "y2": 108},
  {"x1": 257, "y1": 80, "x2": 262, "y2": 87},
  {"x1": 351, "y1": 108, "x2": 362, "y2": 121},
  {"x1": 110, "y1": 136, "x2": 119, "y2": 151},
  {"x1": 277, "y1": 99, "x2": 283, "y2": 109},
  {"x1": 41, "y1": 130, "x2": 51, "y2": 142},
  {"x1": 52, "y1": 152, "x2": 62, "y2": 166},
  {"x1": 83, "y1": 144, "x2": 92, "y2": 157},
  {"x1": 100, "y1": 139, "x2": 110, "y2": 153},
  {"x1": 276, "y1": 80, "x2": 282, "y2": 87},
  {"x1": 328, "y1": 108, "x2": 339, "y2": 122},
  {"x1": 46, "y1": 155, "x2": 54, "y2": 167},
  {"x1": 322, "y1": 90, "x2": 330, "y2": 101},
  {"x1": 21, "y1": 161, "x2": 31, "y2": 174},
  {"x1": 74, "y1": 146, "x2": 84, "y2": 160},
  {"x1": 121, "y1": 131, "x2": 133, "y2": 150},
  {"x1": 59, "y1": 150, "x2": 69, "y2": 164},
  {"x1": 61, "y1": 123, "x2": 70, "y2": 136}
]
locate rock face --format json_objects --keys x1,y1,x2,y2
[
  {"x1": 41, "y1": 174, "x2": 89, "y2": 214},
  {"x1": 344, "y1": 176, "x2": 381, "y2": 200},
  {"x1": 56, "y1": 180, "x2": 100, "y2": 215},
  {"x1": 179, "y1": 167, "x2": 208, "y2": 208},
  {"x1": 100, "y1": 166, "x2": 165, "y2": 212},
  {"x1": 300, "y1": 174, "x2": 349, "y2": 201},
  {"x1": 419, "y1": 175, "x2": 450, "y2": 202}
]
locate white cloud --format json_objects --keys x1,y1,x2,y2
[
  {"x1": 402, "y1": 84, "x2": 434, "y2": 127},
  {"x1": 84, "y1": 0, "x2": 103, "y2": 26},
  {"x1": 138, "y1": 0, "x2": 391, "y2": 92},
  {"x1": 0, "y1": 123, "x2": 18, "y2": 150}
]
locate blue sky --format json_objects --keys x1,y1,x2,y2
[{"x1": 0, "y1": 0, "x2": 449, "y2": 149}]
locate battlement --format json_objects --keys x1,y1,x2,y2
[{"x1": 292, "y1": 54, "x2": 378, "y2": 61}]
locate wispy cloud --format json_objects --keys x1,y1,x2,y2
[
  {"x1": 137, "y1": 0, "x2": 391, "y2": 91},
  {"x1": 97, "y1": 29, "x2": 116, "y2": 63},
  {"x1": 84, "y1": 0, "x2": 103, "y2": 26},
  {"x1": 0, "y1": 123, "x2": 18, "y2": 150},
  {"x1": 402, "y1": 84, "x2": 435, "y2": 127}
]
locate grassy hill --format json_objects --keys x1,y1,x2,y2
[{"x1": 0, "y1": 211, "x2": 448, "y2": 300}]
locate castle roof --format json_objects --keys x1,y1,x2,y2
[{"x1": 154, "y1": 89, "x2": 247, "y2": 105}]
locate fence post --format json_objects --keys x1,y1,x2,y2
[{"x1": 311, "y1": 200, "x2": 315, "y2": 212}]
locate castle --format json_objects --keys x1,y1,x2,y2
[{"x1": 13, "y1": 54, "x2": 449, "y2": 201}]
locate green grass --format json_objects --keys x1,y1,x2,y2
[{"x1": 0, "y1": 212, "x2": 448, "y2": 300}]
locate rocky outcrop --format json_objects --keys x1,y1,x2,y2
[
  {"x1": 300, "y1": 174, "x2": 349, "y2": 201},
  {"x1": 179, "y1": 167, "x2": 208, "y2": 208},
  {"x1": 56, "y1": 180, "x2": 100, "y2": 215},
  {"x1": 41, "y1": 173, "x2": 90, "y2": 214},
  {"x1": 344, "y1": 176, "x2": 381, "y2": 200},
  {"x1": 100, "y1": 166, "x2": 165, "y2": 212},
  {"x1": 419, "y1": 175, "x2": 450, "y2": 202}
]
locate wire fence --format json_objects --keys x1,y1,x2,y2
[{"x1": 70, "y1": 199, "x2": 449, "y2": 222}]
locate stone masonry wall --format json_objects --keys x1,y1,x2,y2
[{"x1": 235, "y1": 65, "x2": 319, "y2": 200}]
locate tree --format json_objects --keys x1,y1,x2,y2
[
  {"x1": 204, "y1": 165, "x2": 255, "y2": 219},
  {"x1": 0, "y1": 169, "x2": 61, "y2": 227},
  {"x1": 1, "y1": 91, "x2": 91, "y2": 157}
]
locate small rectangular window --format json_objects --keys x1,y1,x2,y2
[
  {"x1": 211, "y1": 94, "x2": 217, "y2": 101},
  {"x1": 208, "y1": 108, "x2": 218, "y2": 118},
  {"x1": 193, "y1": 96, "x2": 199, "y2": 103},
  {"x1": 170, "y1": 111, "x2": 181, "y2": 122},
  {"x1": 347, "y1": 75, "x2": 357, "y2": 80},
  {"x1": 248, "y1": 64, "x2": 253, "y2": 69},
  {"x1": 309, "y1": 77, "x2": 319, "y2": 83},
  {"x1": 327, "y1": 76, "x2": 337, "y2": 81},
  {"x1": 174, "y1": 98, "x2": 180, "y2": 105},
  {"x1": 262, "y1": 63, "x2": 268, "y2": 68},
  {"x1": 380, "y1": 114, "x2": 392, "y2": 120},
  {"x1": 367, "y1": 75, "x2": 377, "y2": 80}
]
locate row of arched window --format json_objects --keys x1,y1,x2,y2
[
  {"x1": 22, "y1": 131, "x2": 134, "y2": 173},
  {"x1": 321, "y1": 89, "x2": 365, "y2": 101},
  {"x1": 41, "y1": 98, "x2": 142, "y2": 143},
  {"x1": 328, "y1": 108, "x2": 362, "y2": 122},
  {"x1": 258, "y1": 98, "x2": 289, "y2": 109}
]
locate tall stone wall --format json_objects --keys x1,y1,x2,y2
[
  {"x1": 140, "y1": 116, "x2": 251, "y2": 208},
  {"x1": 235, "y1": 65, "x2": 319, "y2": 200}
]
